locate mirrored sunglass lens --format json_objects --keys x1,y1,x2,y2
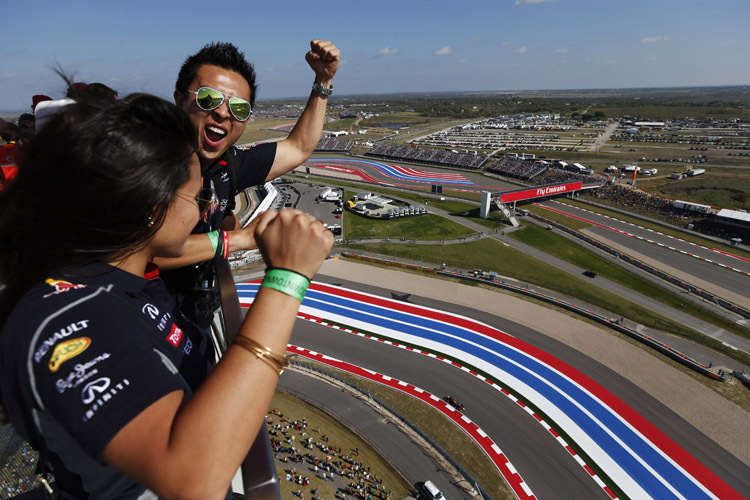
[
  {"x1": 229, "y1": 98, "x2": 251, "y2": 121},
  {"x1": 196, "y1": 88, "x2": 224, "y2": 110}
]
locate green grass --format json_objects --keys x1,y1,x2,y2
[
  {"x1": 509, "y1": 223, "x2": 750, "y2": 341},
  {"x1": 341, "y1": 189, "x2": 480, "y2": 241},
  {"x1": 344, "y1": 212, "x2": 474, "y2": 241},
  {"x1": 652, "y1": 176, "x2": 750, "y2": 210}
]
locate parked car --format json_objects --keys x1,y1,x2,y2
[{"x1": 416, "y1": 481, "x2": 445, "y2": 500}]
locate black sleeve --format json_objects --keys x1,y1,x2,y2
[{"x1": 232, "y1": 142, "x2": 277, "y2": 191}]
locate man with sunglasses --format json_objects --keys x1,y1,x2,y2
[{"x1": 157, "y1": 39, "x2": 339, "y2": 326}]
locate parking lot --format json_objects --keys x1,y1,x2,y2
[{"x1": 275, "y1": 180, "x2": 343, "y2": 234}]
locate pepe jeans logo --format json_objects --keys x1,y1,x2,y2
[
  {"x1": 55, "y1": 352, "x2": 111, "y2": 394},
  {"x1": 48, "y1": 337, "x2": 91, "y2": 372}
]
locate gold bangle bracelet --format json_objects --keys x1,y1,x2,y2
[{"x1": 233, "y1": 336, "x2": 289, "y2": 375}]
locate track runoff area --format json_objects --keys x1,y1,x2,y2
[{"x1": 237, "y1": 279, "x2": 744, "y2": 500}]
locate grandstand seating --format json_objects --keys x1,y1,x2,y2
[
  {"x1": 485, "y1": 158, "x2": 548, "y2": 181},
  {"x1": 365, "y1": 144, "x2": 488, "y2": 170},
  {"x1": 315, "y1": 137, "x2": 354, "y2": 152}
]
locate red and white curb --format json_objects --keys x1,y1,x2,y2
[{"x1": 292, "y1": 312, "x2": 619, "y2": 500}]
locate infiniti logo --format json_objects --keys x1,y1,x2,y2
[
  {"x1": 81, "y1": 377, "x2": 110, "y2": 404},
  {"x1": 142, "y1": 303, "x2": 159, "y2": 320}
]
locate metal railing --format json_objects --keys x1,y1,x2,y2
[{"x1": 214, "y1": 256, "x2": 281, "y2": 500}]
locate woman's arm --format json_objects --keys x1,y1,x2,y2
[{"x1": 103, "y1": 209, "x2": 333, "y2": 500}]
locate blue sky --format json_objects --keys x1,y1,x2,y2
[{"x1": 2, "y1": 0, "x2": 748, "y2": 112}]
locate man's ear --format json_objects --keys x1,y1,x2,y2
[{"x1": 174, "y1": 89, "x2": 185, "y2": 108}]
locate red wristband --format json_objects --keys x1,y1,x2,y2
[{"x1": 222, "y1": 231, "x2": 230, "y2": 259}]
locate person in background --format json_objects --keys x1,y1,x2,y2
[
  {"x1": 0, "y1": 91, "x2": 333, "y2": 499},
  {"x1": 34, "y1": 82, "x2": 89, "y2": 131},
  {"x1": 17, "y1": 113, "x2": 35, "y2": 143},
  {"x1": 0, "y1": 123, "x2": 22, "y2": 190},
  {"x1": 83, "y1": 82, "x2": 118, "y2": 102},
  {"x1": 32, "y1": 94, "x2": 53, "y2": 112}
]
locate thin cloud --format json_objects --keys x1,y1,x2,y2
[
  {"x1": 377, "y1": 47, "x2": 400, "y2": 57},
  {"x1": 5, "y1": 48, "x2": 28, "y2": 57},
  {"x1": 501, "y1": 41, "x2": 511, "y2": 47},
  {"x1": 515, "y1": 0, "x2": 554, "y2": 5},
  {"x1": 556, "y1": 48, "x2": 568, "y2": 54},
  {"x1": 513, "y1": 46, "x2": 529, "y2": 54},
  {"x1": 641, "y1": 36, "x2": 670, "y2": 44},
  {"x1": 435, "y1": 46, "x2": 454, "y2": 56}
]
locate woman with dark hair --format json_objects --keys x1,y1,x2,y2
[{"x1": 0, "y1": 94, "x2": 333, "y2": 499}]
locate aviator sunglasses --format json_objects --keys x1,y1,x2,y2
[
  {"x1": 176, "y1": 187, "x2": 216, "y2": 218},
  {"x1": 187, "y1": 86, "x2": 253, "y2": 122}
]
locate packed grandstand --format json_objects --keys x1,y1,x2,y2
[{"x1": 365, "y1": 144, "x2": 489, "y2": 170}]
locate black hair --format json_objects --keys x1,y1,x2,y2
[
  {"x1": 0, "y1": 93, "x2": 196, "y2": 322},
  {"x1": 0, "y1": 123, "x2": 20, "y2": 143},
  {"x1": 175, "y1": 42, "x2": 258, "y2": 107},
  {"x1": 83, "y1": 82, "x2": 118, "y2": 103}
]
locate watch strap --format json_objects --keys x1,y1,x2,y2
[{"x1": 312, "y1": 83, "x2": 333, "y2": 96}]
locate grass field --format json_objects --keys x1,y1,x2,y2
[
  {"x1": 344, "y1": 211, "x2": 474, "y2": 241},
  {"x1": 649, "y1": 176, "x2": 750, "y2": 210}
]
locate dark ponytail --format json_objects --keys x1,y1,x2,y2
[{"x1": 0, "y1": 92, "x2": 196, "y2": 323}]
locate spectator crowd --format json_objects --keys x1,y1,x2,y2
[
  {"x1": 366, "y1": 144, "x2": 488, "y2": 170},
  {"x1": 267, "y1": 407, "x2": 396, "y2": 500}
]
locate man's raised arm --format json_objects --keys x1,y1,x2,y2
[{"x1": 266, "y1": 39, "x2": 340, "y2": 182}]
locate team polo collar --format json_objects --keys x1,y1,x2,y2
[{"x1": 59, "y1": 262, "x2": 156, "y2": 296}]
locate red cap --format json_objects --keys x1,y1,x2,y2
[{"x1": 32, "y1": 94, "x2": 52, "y2": 111}]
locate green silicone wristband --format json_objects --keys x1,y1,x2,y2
[
  {"x1": 207, "y1": 231, "x2": 219, "y2": 255},
  {"x1": 260, "y1": 268, "x2": 310, "y2": 302}
]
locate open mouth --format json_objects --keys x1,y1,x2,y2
[{"x1": 203, "y1": 125, "x2": 227, "y2": 148}]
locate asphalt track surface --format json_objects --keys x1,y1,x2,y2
[
  {"x1": 536, "y1": 200, "x2": 750, "y2": 305},
  {"x1": 238, "y1": 274, "x2": 750, "y2": 499},
  {"x1": 276, "y1": 370, "x2": 471, "y2": 499}
]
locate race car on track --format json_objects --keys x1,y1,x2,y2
[{"x1": 443, "y1": 395, "x2": 465, "y2": 412}]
